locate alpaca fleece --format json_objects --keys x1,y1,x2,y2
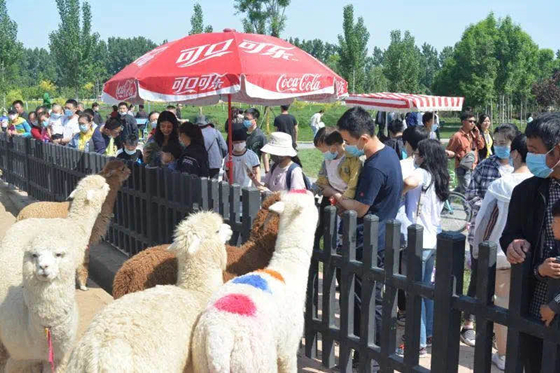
[
  {"x1": 16, "y1": 159, "x2": 131, "y2": 290},
  {"x1": 112, "y1": 192, "x2": 282, "y2": 299},
  {"x1": 0, "y1": 175, "x2": 109, "y2": 372},
  {"x1": 64, "y1": 211, "x2": 232, "y2": 373},
  {"x1": 192, "y1": 191, "x2": 319, "y2": 373}
]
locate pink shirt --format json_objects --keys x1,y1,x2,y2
[{"x1": 263, "y1": 162, "x2": 306, "y2": 192}]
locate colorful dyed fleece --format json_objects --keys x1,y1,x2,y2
[{"x1": 10, "y1": 117, "x2": 31, "y2": 137}]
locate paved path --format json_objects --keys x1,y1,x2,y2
[{"x1": 296, "y1": 138, "x2": 449, "y2": 150}]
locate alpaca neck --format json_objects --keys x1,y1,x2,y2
[
  {"x1": 23, "y1": 277, "x2": 75, "y2": 329},
  {"x1": 176, "y1": 258, "x2": 223, "y2": 294},
  {"x1": 99, "y1": 177, "x2": 122, "y2": 218},
  {"x1": 67, "y1": 201, "x2": 102, "y2": 238}
]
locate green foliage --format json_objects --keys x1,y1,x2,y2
[
  {"x1": 337, "y1": 5, "x2": 369, "y2": 93},
  {"x1": 289, "y1": 38, "x2": 338, "y2": 63},
  {"x1": 0, "y1": 0, "x2": 23, "y2": 93},
  {"x1": 532, "y1": 72, "x2": 560, "y2": 109},
  {"x1": 383, "y1": 30, "x2": 421, "y2": 93},
  {"x1": 49, "y1": 0, "x2": 100, "y2": 96},
  {"x1": 235, "y1": 0, "x2": 291, "y2": 37},
  {"x1": 189, "y1": 3, "x2": 205, "y2": 35},
  {"x1": 105, "y1": 37, "x2": 158, "y2": 75},
  {"x1": 439, "y1": 46, "x2": 454, "y2": 67},
  {"x1": 419, "y1": 43, "x2": 440, "y2": 93}
]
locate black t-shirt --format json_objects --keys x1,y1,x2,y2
[
  {"x1": 117, "y1": 149, "x2": 143, "y2": 164},
  {"x1": 273, "y1": 113, "x2": 297, "y2": 147},
  {"x1": 355, "y1": 146, "x2": 403, "y2": 225},
  {"x1": 247, "y1": 128, "x2": 267, "y2": 160},
  {"x1": 176, "y1": 143, "x2": 210, "y2": 177}
]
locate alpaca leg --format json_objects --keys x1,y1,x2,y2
[
  {"x1": 0, "y1": 342, "x2": 8, "y2": 370},
  {"x1": 277, "y1": 354, "x2": 297, "y2": 373},
  {"x1": 5, "y1": 358, "x2": 41, "y2": 373},
  {"x1": 76, "y1": 246, "x2": 90, "y2": 291}
]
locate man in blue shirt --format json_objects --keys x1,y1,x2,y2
[{"x1": 333, "y1": 107, "x2": 403, "y2": 362}]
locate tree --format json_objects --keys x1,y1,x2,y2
[
  {"x1": 383, "y1": 30, "x2": 421, "y2": 93},
  {"x1": 49, "y1": 0, "x2": 101, "y2": 96},
  {"x1": 364, "y1": 57, "x2": 388, "y2": 92},
  {"x1": 337, "y1": 5, "x2": 369, "y2": 93},
  {"x1": 0, "y1": 0, "x2": 22, "y2": 94},
  {"x1": 438, "y1": 46, "x2": 453, "y2": 67},
  {"x1": 532, "y1": 71, "x2": 560, "y2": 109},
  {"x1": 419, "y1": 43, "x2": 439, "y2": 93},
  {"x1": 189, "y1": 3, "x2": 213, "y2": 35},
  {"x1": 372, "y1": 47, "x2": 384, "y2": 67},
  {"x1": 234, "y1": 0, "x2": 291, "y2": 37},
  {"x1": 105, "y1": 37, "x2": 158, "y2": 75}
]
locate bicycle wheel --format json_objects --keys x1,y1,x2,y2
[{"x1": 440, "y1": 191, "x2": 471, "y2": 233}]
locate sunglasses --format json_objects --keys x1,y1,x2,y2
[{"x1": 467, "y1": 120, "x2": 476, "y2": 123}]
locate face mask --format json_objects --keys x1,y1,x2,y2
[
  {"x1": 233, "y1": 142, "x2": 246, "y2": 152},
  {"x1": 150, "y1": 121, "x2": 158, "y2": 129},
  {"x1": 345, "y1": 141, "x2": 364, "y2": 157},
  {"x1": 432, "y1": 122, "x2": 438, "y2": 132},
  {"x1": 65, "y1": 109, "x2": 73, "y2": 117},
  {"x1": 493, "y1": 145, "x2": 511, "y2": 160},
  {"x1": 527, "y1": 147, "x2": 558, "y2": 178},
  {"x1": 243, "y1": 120, "x2": 253, "y2": 129},
  {"x1": 323, "y1": 150, "x2": 338, "y2": 161},
  {"x1": 124, "y1": 148, "x2": 137, "y2": 155},
  {"x1": 31, "y1": 121, "x2": 38, "y2": 126},
  {"x1": 79, "y1": 124, "x2": 89, "y2": 133},
  {"x1": 508, "y1": 156, "x2": 514, "y2": 167},
  {"x1": 270, "y1": 155, "x2": 283, "y2": 164},
  {"x1": 120, "y1": 112, "x2": 127, "y2": 116},
  {"x1": 8, "y1": 115, "x2": 16, "y2": 121},
  {"x1": 41, "y1": 121, "x2": 49, "y2": 128},
  {"x1": 50, "y1": 113, "x2": 60, "y2": 119}
]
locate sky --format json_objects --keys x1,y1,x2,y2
[{"x1": 7, "y1": 0, "x2": 560, "y2": 54}]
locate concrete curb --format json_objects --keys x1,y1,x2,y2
[{"x1": 1, "y1": 180, "x2": 126, "y2": 295}]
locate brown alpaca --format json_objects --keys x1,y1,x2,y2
[
  {"x1": 112, "y1": 192, "x2": 282, "y2": 299},
  {"x1": 16, "y1": 160, "x2": 131, "y2": 290}
]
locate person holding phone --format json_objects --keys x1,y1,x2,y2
[
  {"x1": 223, "y1": 122, "x2": 260, "y2": 187},
  {"x1": 446, "y1": 112, "x2": 485, "y2": 194}
]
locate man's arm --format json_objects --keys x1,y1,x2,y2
[
  {"x1": 500, "y1": 184, "x2": 530, "y2": 263},
  {"x1": 294, "y1": 122, "x2": 299, "y2": 143},
  {"x1": 334, "y1": 196, "x2": 370, "y2": 217},
  {"x1": 334, "y1": 167, "x2": 384, "y2": 218}
]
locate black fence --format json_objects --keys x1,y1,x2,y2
[{"x1": 2, "y1": 134, "x2": 560, "y2": 372}]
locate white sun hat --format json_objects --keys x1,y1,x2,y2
[{"x1": 260, "y1": 132, "x2": 297, "y2": 157}]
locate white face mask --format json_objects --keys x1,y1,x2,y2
[{"x1": 233, "y1": 142, "x2": 246, "y2": 152}]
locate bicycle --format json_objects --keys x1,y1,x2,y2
[{"x1": 440, "y1": 170, "x2": 472, "y2": 233}]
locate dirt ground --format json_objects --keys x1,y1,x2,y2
[{"x1": 0, "y1": 182, "x2": 499, "y2": 372}]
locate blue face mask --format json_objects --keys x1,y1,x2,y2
[
  {"x1": 526, "y1": 149, "x2": 557, "y2": 178},
  {"x1": 41, "y1": 121, "x2": 49, "y2": 128},
  {"x1": 79, "y1": 124, "x2": 89, "y2": 133},
  {"x1": 493, "y1": 145, "x2": 511, "y2": 160},
  {"x1": 243, "y1": 119, "x2": 253, "y2": 129},
  {"x1": 323, "y1": 150, "x2": 338, "y2": 161},
  {"x1": 65, "y1": 109, "x2": 73, "y2": 117},
  {"x1": 432, "y1": 122, "x2": 438, "y2": 132},
  {"x1": 345, "y1": 143, "x2": 364, "y2": 157}
]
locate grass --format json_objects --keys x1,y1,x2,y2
[{"x1": 299, "y1": 149, "x2": 323, "y2": 179}]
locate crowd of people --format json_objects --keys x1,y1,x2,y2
[{"x1": 2, "y1": 97, "x2": 559, "y2": 371}]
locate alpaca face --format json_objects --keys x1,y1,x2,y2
[
  {"x1": 68, "y1": 175, "x2": 110, "y2": 205},
  {"x1": 100, "y1": 160, "x2": 131, "y2": 184},
  {"x1": 23, "y1": 245, "x2": 71, "y2": 282}
]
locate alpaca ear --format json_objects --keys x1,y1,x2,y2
[
  {"x1": 268, "y1": 201, "x2": 285, "y2": 215},
  {"x1": 170, "y1": 232, "x2": 201, "y2": 255},
  {"x1": 86, "y1": 190, "x2": 96, "y2": 202},
  {"x1": 67, "y1": 189, "x2": 77, "y2": 200}
]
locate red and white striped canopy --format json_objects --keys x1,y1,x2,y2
[{"x1": 345, "y1": 92, "x2": 464, "y2": 113}]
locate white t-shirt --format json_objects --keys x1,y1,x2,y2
[
  {"x1": 264, "y1": 162, "x2": 306, "y2": 192},
  {"x1": 324, "y1": 157, "x2": 347, "y2": 193},
  {"x1": 63, "y1": 116, "x2": 79, "y2": 140},
  {"x1": 411, "y1": 168, "x2": 444, "y2": 249},
  {"x1": 49, "y1": 114, "x2": 66, "y2": 135},
  {"x1": 225, "y1": 150, "x2": 260, "y2": 188}
]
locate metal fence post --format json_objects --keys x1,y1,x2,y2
[
  {"x1": 432, "y1": 232, "x2": 465, "y2": 372},
  {"x1": 474, "y1": 241, "x2": 497, "y2": 372},
  {"x1": 240, "y1": 188, "x2": 260, "y2": 244},
  {"x1": 144, "y1": 167, "x2": 156, "y2": 246}
]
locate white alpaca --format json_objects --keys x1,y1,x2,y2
[
  {"x1": 0, "y1": 175, "x2": 109, "y2": 373},
  {"x1": 63, "y1": 211, "x2": 233, "y2": 373},
  {"x1": 192, "y1": 190, "x2": 319, "y2": 373}
]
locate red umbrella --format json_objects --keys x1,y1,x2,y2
[{"x1": 102, "y1": 29, "x2": 347, "y2": 183}]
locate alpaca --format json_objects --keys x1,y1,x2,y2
[
  {"x1": 112, "y1": 192, "x2": 282, "y2": 299},
  {"x1": 0, "y1": 175, "x2": 109, "y2": 372},
  {"x1": 16, "y1": 159, "x2": 131, "y2": 291},
  {"x1": 192, "y1": 190, "x2": 319, "y2": 373},
  {"x1": 63, "y1": 211, "x2": 233, "y2": 373}
]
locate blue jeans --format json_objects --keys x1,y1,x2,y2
[{"x1": 420, "y1": 249, "x2": 435, "y2": 348}]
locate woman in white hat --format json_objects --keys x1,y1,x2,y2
[{"x1": 251, "y1": 132, "x2": 307, "y2": 192}]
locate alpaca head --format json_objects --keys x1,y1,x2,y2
[
  {"x1": 67, "y1": 175, "x2": 110, "y2": 214},
  {"x1": 248, "y1": 192, "x2": 282, "y2": 251},
  {"x1": 99, "y1": 159, "x2": 131, "y2": 185},
  {"x1": 22, "y1": 234, "x2": 75, "y2": 285},
  {"x1": 268, "y1": 190, "x2": 319, "y2": 250},
  {"x1": 168, "y1": 211, "x2": 232, "y2": 270}
]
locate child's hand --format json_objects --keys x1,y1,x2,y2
[
  {"x1": 538, "y1": 257, "x2": 560, "y2": 279},
  {"x1": 540, "y1": 305, "x2": 556, "y2": 327}
]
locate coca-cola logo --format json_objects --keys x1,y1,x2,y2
[
  {"x1": 276, "y1": 74, "x2": 322, "y2": 93},
  {"x1": 239, "y1": 40, "x2": 297, "y2": 61},
  {"x1": 172, "y1": 73, "x2": 226, "y2": 95},
  {"x1": 115, "y1": 80, "x2": 137, "y2": 100},
  {"x1": 176, "y1": 39, "x2": 233, "y2": 68},
  {"x1": 335, "y1": 79, "x2": 348, "y2": 96},
  {"x1": 134, "y1": 46, "x2": 168, "y2": 67}
]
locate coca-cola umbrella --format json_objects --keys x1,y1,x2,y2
[{"x1": 102, "y1": 29, "x2": 348, "y2": 183}]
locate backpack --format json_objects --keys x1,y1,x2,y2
[{"x1": 270, "y1": 162, "x2": 312, "y2": 191}]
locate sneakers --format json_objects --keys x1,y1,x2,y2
[
  {"x1": 492, "y1": 353, "x2": 505, "y2": 370},
  {"x1": 460, "y1": 328, "x2": 476, "y2": 347},
  {"x1": 396, "y1": 344, "x2": 427, "y2": 357},
  {"x1": 426, "y1": 336, "x2": 433, "y2": 347}
]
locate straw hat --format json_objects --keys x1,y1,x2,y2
[
  {"x1": 260, "y1": 132, "x2": 297, "y2": 157},
  {"x1": 195, "y1": 115, "x2": 209, "y2": 126}
]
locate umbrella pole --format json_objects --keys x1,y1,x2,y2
[{"x1": 227, "y1": 94, "x2": 233, "y2": 185}]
